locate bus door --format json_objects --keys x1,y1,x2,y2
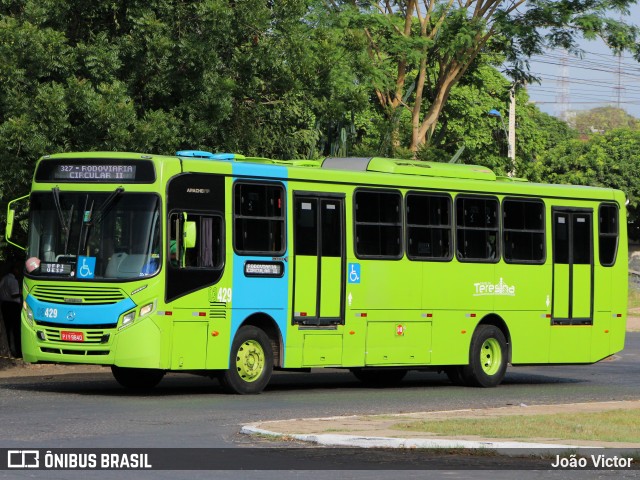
[
  {"x1": 292, "y1": 193, "x2": 345, "y2": 325},
  {"x1": 552, "y1": 209, "x2": 593, "y2": 325}
]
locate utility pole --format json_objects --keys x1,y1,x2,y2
[
  {"x1": 508, "y1": 84, "x2": 516, "y2": 173},
  {"x1": 488, "y1": 107, "x2": 513, "y2": 176},
  {"x1": 614, "y1": 52, "x2": 624, "y2": 109},
  {"x1": 556, "y1": 50, "x2": 570, "y2": 122}
]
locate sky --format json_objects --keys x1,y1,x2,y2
[{"x1": 523, "y1": 5, "x2": 640, "y2": 119}]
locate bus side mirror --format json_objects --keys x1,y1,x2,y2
[
  {"x1": 5, "y1": 194, "x2": 29, "y2": 251},
  {"x1": 6, "y1": 209, "x2": 15, "y2": 239},
  {"x1": 183, "y1": 221, "x2": 197, "y2": 249}
]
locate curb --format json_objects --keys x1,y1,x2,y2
[{"x1": 240, "y1": 424, "x2": 596, "y2": 452}]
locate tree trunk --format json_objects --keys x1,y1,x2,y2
[{"x1": 411, "y1": 68, "x2": 459, "y2": 153}]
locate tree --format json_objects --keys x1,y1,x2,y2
[
  {"x1": 414, "y1": 64, "x2": 576, "y2": 176},
  {"x1": 0, "y1": 1, "x2": 364, "y2": 192},
  {"x1": 513, "y1": 98, "x2": 577, "y2": 177},
  {"x1": 570, "y1": 106, "x2": 640, "y2": 136},
  {"x1": 534, "y1": 129, "x2": 640, "y2": 236},
  {"x1": 330, "y1": 0, "x2": 640, "y2": 154},
  {"x1": 0, "y1": 0, "x2": 372, "y2": 262}
]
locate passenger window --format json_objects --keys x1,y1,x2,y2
[
  {"x1": 406, "y1": 193, "x2": 451, "y2": 260},
  {"x1": 503, "y1": 199, "x2": 545, "y2": 264},
  {"x1": 234, "y1": 182, "x2": 285, "y2": 255},
  {"x1": 168, "y1": 212, "x2": 223, "y2": 269},
  {"x1": 354, "y1": 190, "x2": 402, "y2": 258},
  {"x1": 599, "y1": 204, "x2": 618, "y2": 266},
  {"x1": 455, "y1": 196, "x2": 499, "y2": 262}
]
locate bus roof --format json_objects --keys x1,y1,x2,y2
[{"x1": 36, "y1": 151, "x2": 625, "y2": 204}]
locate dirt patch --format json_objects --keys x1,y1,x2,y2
[
  {"x1": 0, "y1": 361, "x2": 106, "y2": 378},
  {"x1": 627, "y1": 315, "x2": 640, "y2": 331}
]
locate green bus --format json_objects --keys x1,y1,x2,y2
[{"x1": 6, "y1": 151, "x2": 628, "y2": 394}]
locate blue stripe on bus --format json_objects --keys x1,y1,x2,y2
[
  {"x1": 26, "y1": 294, "x2": 136, "y2": 327},
  {"x1": 231, "y1": 162, "x2": 287, "y2": 179},
  {"x1": 230, "y1": 163, "x2": 289, "y2": 361}
]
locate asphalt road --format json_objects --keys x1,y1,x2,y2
[{"x1": 0, "y1": 332, "x2": 639, "y2": 479}]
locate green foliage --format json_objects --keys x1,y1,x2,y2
[
  {"x1": 416, "y1": 65, "x2": 576, "y2": 177},
  {"x1": 332, "y1": 0, "x2": 640, "y2": 152},
  {"x1": 421, "y1": 65, "x2": 510, "y2": 171},
  {"x1": 2, "y1": 0, "x2": 638, "y2": 258},
  {"x1": 0, "y1": 0, "x2": 363, "y2": 198},
  {"x1": 534, "y1": 129, "x2": 640, "y2": 233},
  {"x1": 514, "y1": 100, "x2": 577, "y2": 178},
  {"x1": 0, "y1": 0, "x2": 368, "y2": 259},
  {"x1": 570, "y1": 106, "x2": 640, "y2": 135}
]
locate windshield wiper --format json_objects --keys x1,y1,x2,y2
[
  {"x1": 93, "y1": 187, "x2": 124, "y2": 226},
  {"x1": 52, "y1": 187, "x2": 74, "y2": 255},
  {"x1": 78, "y1": 187, "x2": 124, "y2": 257}
]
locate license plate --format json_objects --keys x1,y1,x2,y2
[{"x1": 61, "y1": 331, "x2": 84, "y2": 342}]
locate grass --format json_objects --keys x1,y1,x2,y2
[{"x1": 392, "y1": 408, "x2": 640, "y2": 444}]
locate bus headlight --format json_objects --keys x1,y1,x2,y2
[
  {"x1": 121, "y1": 311, "x2": 136, "y2": 329},
  {"x1": 139, "y1": 302, "x2": 154, "y2": 317},
  {"x1": 23, "y1": 301, "x2": 34, "y2": 326}
]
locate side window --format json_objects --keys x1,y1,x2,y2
[
  {"x1": 169, "y1": 212, "x2": 223, "y2": 269},
  {"x1": 294, "y1": 198, "x2": 317, "y2": 256},
  {"x1": 455, "y1": 196, "x2": 499, "y2": 262},
  {"x1": 234, "y1": 182, "x2": 285, "y2": 255},
  {"x1": 354, "y1": 189, "x2": 402, "y2": 258},
  {"x1": 572, "y1": 214, "x2": 591, "y2": 264},
  {"x1": 599, "y1": 203, "x2": 618, "y2": 266},
  {"x1": 406, "y1": 193, "x2": 452, "y2": 260},
  {"x1": 553, "y1": 213, "x2": 570, "y2": 264},
  {"x1": 502, "y1": 199, "x2": 545, "y2": 264}
]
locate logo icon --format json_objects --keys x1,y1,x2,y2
[
  {"x1": 8, "y1": 450, "x2": 40, "y2": 468},
  {"x1": 348, "y1": 263, "x2": 361, "y2": 284},
  {"x1": 66, "y1": 311, "x2": 76, "y2": 322},
  {"x1": 77, "y1": 256, "x2": 96, "y2": 279}
]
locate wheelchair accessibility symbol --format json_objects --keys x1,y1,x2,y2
[
  {"x1": 77, "y1": 256, "x2": 96, "y2": 279},
  {"x1": 348, "y1": 263, "x2": 361, "y2": 284}
]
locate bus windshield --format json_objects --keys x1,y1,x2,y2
[{"x1": 26, "y1": 191, "x2": 161, "y2": 280}]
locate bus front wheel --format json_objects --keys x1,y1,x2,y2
[
  {"x1": 111, "y1": 366, "x2": 165, "y2": 389},
  {"x1": 220, "y1": 326, "x2": 273, "y2": 394},
  {"x1": 461, "y1": 325, "x2": 508, "y2": 388}
]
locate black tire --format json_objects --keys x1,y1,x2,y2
[
  {"x1": 350, "y1": 368, "x2": 408, "y2": 386},
  {"x1": 220, "y1": 326, "x2": 273, "y2": 394},
  {"x1": 111, "y1": 366, "x2": 165, "y2": 389},
  {"x1": 460, "y1": 324, "x2": 508, "y2": 388}
]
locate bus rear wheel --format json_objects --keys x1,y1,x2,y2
[
  {"x1": 220, "y1": 326, "x2": 273, "y2": 394},
  {"x1": 461, "y1": 325, "x2": 508, "y2": 388},
  {"x1": 111, "y1": 366, "x2": 165, "y2": 390}
]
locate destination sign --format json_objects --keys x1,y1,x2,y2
[
  {"x1": 40, "y1": 262, "x2": 72, "y2": 275},
  {"x1": 54, "y1": 164, "x2": 137, "y2": 180},
  {"x1": 243, "y1": 261, "x2": 284, "y2": 278},
  {"x1": 35, "y1": 159, "x2": 156, "y2": 183}
]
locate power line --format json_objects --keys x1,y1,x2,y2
[
  {"x1": 529, "y1": 59, "x2": 640, "y2": 80},
  {"x1": 530, "y1": 53, "x2": 640, "y2": 72},
  {"x1": 524, "y1": 47, "x2": 640, "y2": 116}
]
